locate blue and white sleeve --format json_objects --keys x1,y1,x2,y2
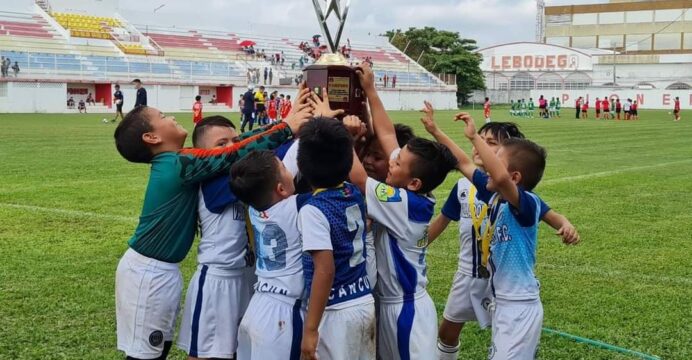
[{"x1": 441, "y1": 183, "x2": 461, "y2": 221}]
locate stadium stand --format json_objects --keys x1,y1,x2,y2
[{"x1": 0, "y1": 6, "x2": 447, "y2": 89}]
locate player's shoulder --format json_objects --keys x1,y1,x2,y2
[{"x1": 406, "y1": 191, "x2": 435, "y2": 223}]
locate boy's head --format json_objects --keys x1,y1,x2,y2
[
  {"x1": 363, "y1": 123, "x2": 415, "y2": 181},
  {"x1": 297, "y1": 117, "x2": 353, "y2": 188},
  {"x1": 387, "y1": 137, "x2": 457, "y2": 194},
  {"x1": 485, "y1": 97, "x2": 489, "y2": 102},
  {"x1": 132, "y1": 79, "x2": 142, "y2": 89},
  {"x1": 492, "y1": 138, "x2": 547, "y2": 192},
  {"x1": 114, "y1": 106, "x2": 186, "y2": 163},
  {"x1": 259, "y1": 86, "x2": 265, "y2": 92},
  {"x1": 230, "y1": 150, "x2": 295, "y2": 210},
  {"x1": 195, "y1": 95, "x2": 202, "y2": 102},
  {"x1": 192, "y1": 115, "x2": 238, "y2": 148},
  {"x1": 115, "y1": 84, "x2": 120, "y2": 90},
  {"x1": 286, "y1": 95, "x2": 291, "y2": 100},
  {"x1": 473, "y1": 121, "x2": 525, "y2": 167}
]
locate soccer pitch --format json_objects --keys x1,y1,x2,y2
[{"x1": 0, "y1": 108, "x2": 690, "y2": 359}]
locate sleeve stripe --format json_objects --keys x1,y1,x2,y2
[{"x1": 178, "y1": 122, "x2": 289, "y2": 158}]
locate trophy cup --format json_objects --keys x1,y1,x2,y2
[{"x1": 304, "y1": 0, "x2": 365, "y2": 120}]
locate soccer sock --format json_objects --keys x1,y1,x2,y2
[{"x1": 437, "y1": 340, "x2": 460, "y2": 360}]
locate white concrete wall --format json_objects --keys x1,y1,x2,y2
[{"x1": 0, "y1": 82, "x2": 457, "y2": 113}]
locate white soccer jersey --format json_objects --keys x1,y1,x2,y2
[
  {"x1": 250, "y1": 194, "x2": 309, "y2": 299},
  {"x1": 365, "y1": 177, "x2": 434, "y2": 300},
  {"x1": 441, "y1": 178, "x2": 490, "y2": 278},
  {"x1": 197, "y1": 175, "x2": 251, "y2": 270}
]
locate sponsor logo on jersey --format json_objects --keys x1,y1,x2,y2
[{"x1": 375, "y1": 183, "x2": 401, "y2": 203}]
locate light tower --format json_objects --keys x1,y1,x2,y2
[{"x1": 535, "y1": 0, "x2": 545, "y2": 43}]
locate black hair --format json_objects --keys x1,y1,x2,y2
[
  {"x1": 229, "y1": 150, "x2": 280, "y2": 210},
  {"x1": 195, "y1": 95, "x2": 201, "y2": 101},
  {"x1": 297, "y1": 117, "x2": 353, "y2": 188},
  {"x1": 114, "y1": 106, "x2": 154, "y2": 163},
  {"x1": 405, "y1": 137, "x2": 458, "y2": 194},
  {"x1": 192, "y1": 115, "x2": 236, "y2": 147},
  {"x1": 286, "y1": 95, "x2": 291, "y2": 100},
  {"x1": 478, "y1": 122, "x2": 525, "y2": 143},
  {"x1": 115, "y1": 84, "x2": 120, "y2": 89},
  {"x1": 394, "y1": 123, "x2": 415, "y2": 148},
  {"x1": 501, "y1": 138, "x2": 547, "y2": 191}
]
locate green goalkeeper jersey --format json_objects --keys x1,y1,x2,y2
[
  {"x1": 528, "y1": 101, "x2": 535, "y2": 110},
  {"x1": 127, "y1": 122, "x2": 293, "y2": 263},
  {"x1": 520, "y1": 102, "x2": 527, "y2": 109}
]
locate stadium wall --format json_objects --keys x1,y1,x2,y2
[{"x1": 0, "y1": 81, "x2": 457, "y2": 113}]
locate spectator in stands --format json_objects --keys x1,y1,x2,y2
[
  {"x1": 78, "y1": 99, "x2": 87, "y2": 113},
  {"x1": 86, "y1": 93, "x2": 96, "y2": 106},
  {"x1": 263, "y1": 67, "x2": 268, "y2": 85},
  {"x1": 281, "y1": 51, "x2": 285, "y2": 66},
  {"x1": 210, "y1": 95, "x2": 217, "y2": 104},
  {"x1": 67, "y1": 97, "x2": 75, "y2": 109},
  {"x1": 384, "y1": 74, "x2": 389, "y2": 88},
  {"x1": 392, "y1": 74, "x2": 397, "y2": 88},
  {"x1": 113, "y1": 84, "x2": 124, "y2": 122},
  {"x1": 0, "y1": 56, "x2": 4, "y2": 77},
  {"x1": 12, "y1": 62, "x2": 20, "y2": 77},
  {"x1": 133, "y1": 79, "x2": 147, "y2": 107},
  {"x1": 2, "y1": 57, "x2": 11, "y2": 77},
  {"x1": 269, "y1": 68, "x2": 273, "y2": 85},
  {"x1": 240, "y1": 86, "x2": 256, "y2": 132}
]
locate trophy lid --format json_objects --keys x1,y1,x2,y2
[{"x1": 314, "y1": 52, "x2": 349, "y2": 66}]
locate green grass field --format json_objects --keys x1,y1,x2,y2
[{"x1": 1, "y1": 108, "x2": 690, "y2": 359}]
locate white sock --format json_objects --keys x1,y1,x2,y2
[{"x1": 437, "y1": 340, "x2": 460, "y2": 360}]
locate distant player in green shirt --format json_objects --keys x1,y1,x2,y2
[
  {"x1": 113, "y1": 91, "x2": 311, "y2": 359},
  {"x1": 509, "y1": 100, "x2": 516, "y2": 117},
  {"x1": 528, "y1": 98, "x2": 535, "y2": 118},
  {"x1": 555, "y1": 98, "x2": 561, "y2": 118},
  {"x1": 519, "y1": 99, "x2": 528, "y2": 118},
  {"x1": 549, "y1": 97, "x2": 556, "y2": 118}
]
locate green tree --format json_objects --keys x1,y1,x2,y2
[{"x1": 384, "y1": 27, "x2": 485, "y2": 104}]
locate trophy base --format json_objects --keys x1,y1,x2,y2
[{"x1": 303, "y1": 60, "x2": 365, "y2": 121}]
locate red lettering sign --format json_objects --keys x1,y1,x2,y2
[
  {"x1": 546, "y1": 55, "x2": 555, "y2": 68},
  {"x1": 562, "y1": 94, "x2": 570, "y2": 103},
  {"x1": 513, "y1": 56, "x2": 522, "y2": 68},
  {"x1": 662, "y1": 94, "x2": 671, "y2": 106},
  {"x1": 502, "y1": 56, "x2": 511, "y2": 69},
  {"x1": 636, "y1": 94, "x2": 644, "y2": 105},
  {"x1": 491, "y1": 56, "x2": 501, "y2": 70},
  {"x1": 524, "y1": 55, "x2": 533, "y2": 68},
  {"x1": 557, "y1": 55, "x2": 567, "y2": 68},
  {"x1": 535, "y1": 56, "x2": 545, "y2": 68},
  {"x1": 67, "y1": 88, "x2": 88, "y2": 95}
]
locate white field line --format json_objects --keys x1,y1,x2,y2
[
  {"x1": 0, "y1": 203, "x2": 137, "y2": 223},
  {"x1": 541, "y1": 159, "x2": 692, "y2": 186}
]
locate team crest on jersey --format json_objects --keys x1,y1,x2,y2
[
  {"x1": 416, "y1": 227, "x2": 430, "y2": 248},
  {"x1": 375, "y1": 183, "x2": 401, "y2": 202},
  {"x1": 149, "y1": 330, "x2": 163, "y2": 347}
]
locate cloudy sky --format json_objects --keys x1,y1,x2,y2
[{"x1": 118, "y1": 0, "x2": 601, "y2": 48}]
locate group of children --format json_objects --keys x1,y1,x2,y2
[
  {"x1": 575, "y1": 96, "x2": 640, "y2": 120},
  {"x1": 508, "y1": 97, "x2": 562, "y2": 119},
  {"x1": 113, "y1": 63, "x2": 579, "y2": 360}
]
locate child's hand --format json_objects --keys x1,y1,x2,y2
[
  {"x1": 419, "y1": 100, "x2": 439, "y2": 135},
  {"x1": 557, "y1": 224, "x2": 580, "y2": 245},
  {"x1": 343, "y1": 115, "x2": 367, "y2": 141},
  {"x1": 309, "y1": 87, "x2": 345, "y2": 118},
  {"x1": 355, "y1": 63, "x2": 376, "y2": 92},
  {"x1": 301, "y1": 330, "x2": 319, "y2": 360},
  {"x1": 289, "y1": 83, "x2": 310, "y2": 117},
  {"x1": 284, "y1": 103, "x2": 313, "y2": 134},
  {"x1": 454, "y1": 112, "x2": 477, "y2": 140}
]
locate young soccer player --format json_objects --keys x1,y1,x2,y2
[
  {"x1": 78, "y1": 99, "x2": 86, "y2": 113},
  {"x1": 602, "y1": 97, "x2": 610, "y2": 120},
  {"x1": 268, "y1": 93, "x2": 278, "y2": 123},
  {"x1": 574, "y1": 97, "x2": 581, "y2": 120},
  {"x1": 231, "y1": 150, "x2": 310, "y2": 360},
  {"x1": 484, "y1": 97, "x2": 491, "y2": 123},
  {"x1": 193, "y1": 95, "x2": 203, "y2": 125},
  {"x1": 528, "y1": 98, "x2": 535, "y2": 118},
  {"x1": 298, "y1": 116, "x2": 375, "y2": 360},
  {"x1": 113, "y1": 105, "x2": 309, "y2": 360},
  {"x1": 445, "y1": 112, "x2": 575, "y2": 359},
  {"x1": 351, "y1": 64, "x2": 458, "y2": 359},
  {"x1": 632, "y1": 101, "x2": 639, "y2": 120},
  {"x1": 176, "y1": 116, "x2": 252, "y2": 360},
  {"x1": 615, "y1": 99, "x2": 622, "y2": 120},
  {"x1": 548, "y1": 97, "x2": 556, "y2": 118},
  {"x1": 509, "y1": 100, "x2": 516, "y2": 117},
  {"x1": 623, "y1": 99, "x2": 631, "y2": 120},
  {"x1": 113, "y1": 84, "x2": 124, "y2": 122},
  {"x1": 281, "y1": 95, "x2": 293, "y2": 121},
  {"x1": 673, "y1": 96, "x2": 681, "y2": 121},
  {"x1": 595, "y1": 97, "x2": 601, "y2": 119},
  {"x1": 581, "y1": 100, "x2": 588, "y2": 119},
  {"x1": 555, "y1": 98, "x2": 561, "y2": 118},
  {"x1": 419, "y1": 116, "x2": 578, "y2": 360}
]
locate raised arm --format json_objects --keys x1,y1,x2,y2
[
  {"x1": 457, "y1": 113, "x2": 520, "y2": 208},
  {"x1": 356, "y1": 63, "x2": 398, "y2": 156},
  {"x1": 427, "y1": 214, "x2": 451, "y2": 244},
  {"x1": 344, "y1": 115, "x2": 369, "y2": 193},
  {"x1": 420, "y1": 101, "x2": 477, "y2": 180}
]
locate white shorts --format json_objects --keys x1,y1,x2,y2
[
  {"x1": 489, "y1": 299, "x2": 543, "y2": 360},
  {"x1": 237, "y1": 293, "x2": 304, "y2": 360},
  {"x1": 177, "y1": 265, "x2": 251, "y2": 358},
  {"x1": 378, "y1": 291, "x2": 437, "y2": 360},
  {"x1": 442, "y1": 271, "x2": 492, "y2": 328},
  {"x1": 116, "y1": 248, "x2": 182, "y2": 359},
  {"x1": 318, "y1": 299, "x2": 376, "y2": 360}
]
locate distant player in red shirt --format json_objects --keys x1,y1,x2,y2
[
  {"x1": 267, "y1": 93, "x2": 278, "y2": 122},
  {"x1": 281, "y1": 94, "x2": 292, "y2": 120},
  {"x1": 602, "y1": 97, "x2": 610, "y2": 120},
  {"x1": 615, "y1": 99, "x2": 622, "y2": 120},
  {"x1": 575, "y1": 97, "x2": 582, "y2": 119},
  {"x1": 631, "y1": 101, "x2": 639, "y2": 120},
  {"x1": 192, "y1": 95, "x2": 203, "y2": 125},
  {"x1": 594, "y1": 97, "x2": 601, "y2": 119},
  {"x1": 581, "y1": 100, "x2": 589, "y2": 119},
  {"x1": 483, "y1": 97, "x2": 491, "y2": 123},
  {"x1": 673, "y1": 96, "x2": 681, "y2": 121}
]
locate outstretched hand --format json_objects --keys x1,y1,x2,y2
[
  {"x1": 343, "y1": 115, "x2": 367, "y2": 141},
  {"x1": 454, "y1": 112, "x2": 477, "y2": 140},
  {"x1": 309, "y1": 87, "x2": 345, "y2": 118},
  {"x1": 557, "y1": 224, "x2": 581, "y2": 245},
  {"x1": 355, "y1": 63, "x2": 375, "y2": 92},
  {"x1": 419, "y1": 101, "x2": 439, "y2": 135}
]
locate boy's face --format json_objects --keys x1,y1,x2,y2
[
  {"x1": 144, "y1": 108, "x2": 187, "y2": 149},
  {"x1": 487, "y1": 146, "x2": 521, "y2": 192},
  {"x1": 197, "y1": 126, "x2": 239, "y2": 149},
  {"x1": 472, "y1": 130, "x2": 501, "y2": 168},
  {"x1": 363, "y1": 139, "x2": 388, "y2": 182},
  {"x1": 275, "y1": 157, "x2": 296, "y2": 197},
  {"x1": 386, "y1": 146, "x2": 421, "y2": 192}
]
